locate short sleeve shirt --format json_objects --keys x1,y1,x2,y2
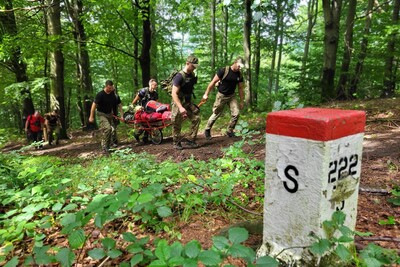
[
  {"x1": 28, "y1": 115, "x2": 45, "y2": 132},
  {"x1": 217, "y1": 67, "x2": 243, "y2": 95},
  {"x1": 173, "y1": 71, "x2": 197, "y2": 102},
  {"x1": 94, "y1": 90, "x2": 120, "y2": 114},
  {"x1": 137, "y1": 87, "x2": 158, "y2": 107}
]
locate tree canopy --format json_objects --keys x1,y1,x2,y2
[{"x1": 0, "y1": 0, "x2": 399, "y2": 132}]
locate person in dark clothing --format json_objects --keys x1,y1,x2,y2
[
  {"x1": 202, "y1": 56, "x2": 245, "y2": 139},
  {"x1": 171, "y1": 55, "x2": 201, "y2": 150},
  {"x1": 131, "y1": 79, "x2": 158, "y2": 143},
  {"x1": 89, "y1": 80, "x2": 123, "y2": 154},
  {"x1": 44, "y1": 109, "x2": 62, "y2": 145}
]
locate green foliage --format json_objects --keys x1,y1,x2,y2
[
  {"x1": 388, "y1": 187, "x2": 400, "y2": 206},
  {"x1": 309, "y1": 211, "x2": 400, "y2": 266}
]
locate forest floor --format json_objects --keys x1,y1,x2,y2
[{"x1": 2, "y1": 98, "x2": 400, "y2": 265}]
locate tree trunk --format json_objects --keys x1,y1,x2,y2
[
  {"x1": 269, "y1": 1, "x2": 281, "y2": 94},
  {"x1": 46, "y1": 0, "x2": 67, "y2": 138},
  {"x1": 243, "y1": 0, "x2": 252, "y2": 105},
  {"x1": 336, "y1": 0, "x2": 356, "y2": 100},
  {"x1": 253, "y1": 20, "x2": 261, "y2": 106},
  {"x1": 65, "y1": 0, "x2": 94, "y2": 130},
  {"x1": 275, "y1": 7, "x2": 285, "y2": 93},
  {"x1": 381, "y1": 0, "x2": 399, "y2": 97},
  {"x1": 139, "y1": 0, "x2": 152, "y2": 87},
  {"x1": 0, "y1": 0, "x2": 32, "y2": 130},
  {"x1": 300, "y1": 0, "x2": 318, "y2": 90},
  {"x1": 321, "y1": 0, "x2": 343, "y2": 102},
  {"x1": 223, "y1": 5, "x2": 228, "y2": 65},
  {"x1": 349, "y1": 0, "x2": 374, "y2": 98},
  {"x1": 211, "y1": 0, "x2": 216, "y2": 77}
]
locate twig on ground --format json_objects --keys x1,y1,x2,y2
[{"x1": 359, "y1": 187, "x2": 390, "y2": 195}]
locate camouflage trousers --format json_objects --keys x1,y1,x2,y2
[
  {"x1": 97, "y1": 111, "x2": 115, "y2": 149},
  {"x1": 205, "y1": 92, "x2": 240, "y2": 133},
  {"x1": 171, "y1": 102, "x2": 200, "y2": 145}
]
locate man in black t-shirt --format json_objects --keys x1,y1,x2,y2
[
  {"x1": 202, "y1": 56, "x2": 245, "y2": 139},
  {"x1": 89, "y1": 80, "x2": 123, "y2": 153},
  {"x1": 171, "y1": 55, "x2": 201, "y2": 150}
]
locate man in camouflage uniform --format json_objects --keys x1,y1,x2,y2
[
  {"x1": 171, "y1": 55, "x2": 201, "y2": 150},
  {"x1": 89, "y1": 80, "x2": 123, "y2": 154}
]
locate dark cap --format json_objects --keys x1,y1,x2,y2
[{"x1": 186, "y1": 55, "x2": 199, "y2": 66}]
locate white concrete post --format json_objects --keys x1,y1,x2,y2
[{"x1": 258, "y1": 108, "x2": 366, "y2": 266}]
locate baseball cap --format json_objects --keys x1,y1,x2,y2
[{"x1": 186, "y1": 55, "x2": 199, "y2": 67}]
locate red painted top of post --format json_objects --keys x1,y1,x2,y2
[{"x1": 266, "y1": 108, "x2": 366, "y2": 141}]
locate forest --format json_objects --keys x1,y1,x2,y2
[
  {"x1": 0, "y1": 0, "x2": 398, "y2": 135},
  {"x1": 0, "y1": 0, "x2": 400, "y2": 266}
]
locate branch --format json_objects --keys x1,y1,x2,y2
[
  {"x1": 0, "y1": 5, "x2": 48, "y2": 13},
  {"x1": 356, "y1": 236, "x2": 400, "y2": 243},
  {"x1": 89, "y1": 40, "x2": 135, "y2": 58},
  {"x1": 359, "y1": 187, "x2": 390, "y2": 195},
  {"x1": 116, "y1": 9, "x2": 142, "y2": 46}
]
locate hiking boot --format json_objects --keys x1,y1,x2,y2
[
  {"x1": 186, "y1": 140, "x2": 199, "y2": 148},
  {"x1": 174, "y1": 142, "x2": 183, "y2": 150},
  {"x1": 204, "y1": 129, "x2": 211, "y2": 140},
  {"x1": 226, "y1": 131, "x2": 235, "y2": 138},
  {"x1": 134, "y1": 134, "x2": 140, "y2": 142}
]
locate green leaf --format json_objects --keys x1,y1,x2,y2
[
  {"x1": 310, "y1": 239, "x2": 331, "y2": 255},
  {"x1": 157, "y1": 206, "x2": 172, "y2": 218},
  {"x1": 227, "y1": 243, "x2": 255, "y2": 260},
  {"x1": 63, "y1": 204, "x2": 78, "y2": 211},
  {"x1": 154, "y1": 239, "x2": 170, "y2": 261},
  {"x1": 107, "y1": 249, "x2": 122, "y2": 259},
  {"x1": 335, "y1": 244, "x2": 351, "y2": 261},
  {"x1": 55, "y1": 248, "x2": 75, "y2": 267},
  {"x1": 184, "y1": 240, "x2": 201, "y2": 258},
  {"x1": 183, "y1": 258, "x2": 198, "y2": 267},
  {"x1": 130, "y1": 253, "x2": 144, "y2": 266},
  {"x1": 102, "y1": 237, "x2": 116, "y2": 250},
  {"x1": 198, "y1": 250, "x2": 221, "y2": 266},
  {"x1": 228, "y1": 227, "x2": 248, "y2": 244},
  {"x1": 52, "y1": 202, "x2": 64, "y2": 212},
  {"x1": 4, "y1": 256, "x2": 18, "y2": 267},
  {"x1": 68, "y1": 229, "x2": 85, "y2": 249},
  {"x1": 170, "y1": 242, "x2": 183, "y2": 258},
  {"x1": 88, "y1": 248, "x2": 106, "y2": 260},
  {"x1": 255, "y1": 255, "x2": 279, "y2": 266},
  {"x1": 137, "y1": 193, "x2": 155, "y2": 203},
  {"x1": 122, "y1": 232, "x2": 137, "y2": 242},
  {"x1": 212, "y1": 236, "x2": 229, "y2": 250},
  {"x1": 332, "y1": 211, "x2": 346, "y2": 225},
  {"x1": 60, "y1": 213, "x2": 76, "y2": 226},
  {"x1": 148, "y1": 259, "x2": 167, "y2": 267},
  {"x1": 33, "y1": 246, "x2": 52, "y2": 265}
]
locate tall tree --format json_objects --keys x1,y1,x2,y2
[
  {"x1": 211, "y1": 0, "x2": 216, "y2": 77},
  {"x1": 321, "y1": 0, "x2": 343, "y2": 101},
  {"x1": 137, "y1": 0, "x2": 152, "y2": 87},
  {"x1": 300, "y1": 0, "x2": 318, "y2": 90},
  {"x1": 65, "y1": 0, "x2": 94, "y2": 130},
  {"x1": 243, "y1": 0, "x2": 252, "y2": 105},
  {"x1": 349, "y1": 0, "x2": 374, "y2": 98},
  {"x1": 46, "y1": 0, "x2": 67, "y2": 137},
  {"x1": 0, "y1": 0, "x2": 33, "y2": 129},
  {"x1": 381, "y1": 0, "x2": 399, "y2": 97},
  {"x1": 336, "y1": 0, "x2": 357, "y2": 100}
]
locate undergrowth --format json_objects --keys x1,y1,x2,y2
[{"x1": 0, "y1": 123, "x2": 399, "y2": 266}]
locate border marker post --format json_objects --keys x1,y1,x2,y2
[{"x1": 257, "y1": 108, "x2": 366, "y2": 265}]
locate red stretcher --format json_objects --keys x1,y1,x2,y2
[{"x1": 115, "y1": 102, "x2": 172, "y2": 145}]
